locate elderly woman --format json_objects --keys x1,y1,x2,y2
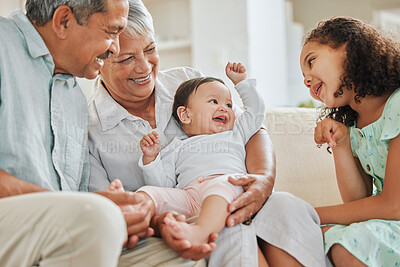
[{"x1": 88, "y1": 0, "x2": 327, "y2": 266}]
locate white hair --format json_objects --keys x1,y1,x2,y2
[{"x1": 123, "y1": 0, "x2": 155, "y2": 38}]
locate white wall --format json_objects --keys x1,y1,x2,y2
[
  {"x1": 290, "y1": 0, "x2": 400, "y2": 32},
  {"x1": 147, "y1": 0, "x2": 192, "y2": 70},
  {"x1": 191, "y1": 0, "x2": 287, "y2": 108},
  {"x1": 285, "y1": 1, "x2": 308, "y2": 107},
  {"x1": 190, "y1": 0, "x2": 249, "y2": 105},
  {"x1": 0, "y1": 0, "x2": 24, "y2": 17},
  {"x1": 247, "y1": 0, "x2": 288, "y2": 107}
]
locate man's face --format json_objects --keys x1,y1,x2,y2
[{"x1": 59, "y1": 0, "x2": 129, "y2": 79}]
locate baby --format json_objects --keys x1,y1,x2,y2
[{"x1": 110, "y1": 62, "x2": 265, "y2": 247}]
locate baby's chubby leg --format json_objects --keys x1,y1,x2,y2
[{"x1": 162, "y1": 174, "x2": 244, "y2": 247}]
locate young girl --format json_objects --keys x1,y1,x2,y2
[
  {"x1": 110, "y1": 62, "x2": 268, "y2": 266},
  {"x1": 300, "y1": 17, "x2": 400, "y2": 266}
]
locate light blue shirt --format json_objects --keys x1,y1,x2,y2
[
  {"x1": 0, "y1": 11, "x2": 89, "y2": 191},
  {"x1": 350, "y1": 87, "x2": 400, "y2": 195}
]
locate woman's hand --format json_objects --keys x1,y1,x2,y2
[
  {"x1": 227, "y1": 129, "x2": 275, "y2": 227},
  {"x1": 226, "y1": 173, "x2": 273, "y2": 227},
  {"x1": 314, "y1": 118, "x2": 349, "y2": 149}
]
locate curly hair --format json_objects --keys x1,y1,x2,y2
[
  {"x1": 172, "y1": 77, "x2": 225, "y2": 125},
  {"x1": 304, "y1": 17, "x2": 400, "y2": 126}
]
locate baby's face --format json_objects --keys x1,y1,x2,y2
[
  {"x1": 300, "y1": 41, "x2": 352, "y2": 108},
  {"x1": 185, "y1": 81, "x2": 235, "y2": 136}
]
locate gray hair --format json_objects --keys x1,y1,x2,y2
[
  {"x1": 123, "y1": 0, "x2": 154, "y2": 39},
  {"x1": 26, "y1": 0, "x2": 107, "y2": 26}
]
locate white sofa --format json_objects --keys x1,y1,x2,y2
[{"x1": 265, "y1": 107, "x2": 342, "y2": 207}]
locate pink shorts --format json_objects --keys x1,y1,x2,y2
[{"x1": 137, "y1": 174, "x2": 244, "y2": 217}]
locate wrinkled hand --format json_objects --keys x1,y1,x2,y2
[
  {"x1": 226, "y1": 174, "x2": 273, "y2": 227},
  {"x1": 314, "y1": 118, "x2": 349, "y2": 149},
  {"x1": 124, "y1": 198, "x2": 154, "y2": 249},
  {"x1": 153, "y1": 212, "x2": 218, "y2": 261},
  {"x1": 95, "y1": 190, "x2": 154, "y2": 249},
  {"x1": 225, "y1": 61, "x2": 246, "y2": 85}
]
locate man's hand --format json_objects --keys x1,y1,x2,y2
[
  {"x1": 153, "y1": 212, "x2": 218, "y2": 261},
  {"x1": 226, "y1": 174, "x2": 273, "y2": 227},
  {"x1": 95, "y1": 190, "x2": 154, "y2": 249}
]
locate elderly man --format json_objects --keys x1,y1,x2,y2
[
  {"x1": 0, "y1": 0, "x2": 218, "y2": 265},
  {"x1": 0, "y1": 0, "x2": 151, "y2": 266}
]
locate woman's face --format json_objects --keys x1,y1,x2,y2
[{"x1": 100, "y1": 32, "x2": 159, "y2": 103}]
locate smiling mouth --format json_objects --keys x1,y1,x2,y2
[
  {"x1": 129, "y1": 74, "x2": 151, "y2": 84},
  {"x1": 314, "y1": 83, "x2": 322, "y2": 96},
  {"x1": 213, "y1": 116, "x2": 227, "y2": 124}
]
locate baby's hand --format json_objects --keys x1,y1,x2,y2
[
  {"x1": 314, "y1": 118, "x2": 349, "y2": 149},
  {"x1": 225, "y1": 62, "x2": 246, "y2": 85},
  {"x1": 140, "y1": 131, "x2": 161, "y2": 161}
]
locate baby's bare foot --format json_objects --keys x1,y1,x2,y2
[
  {"x1": 109, "y1": 179, "x2": 135, "y2": 213},
  {"x1": 164, "y1": 217, "x2": 209, "y2": 246},
  {"x1": 108, "y1": 179, "x2": 125, "y2": 192}
]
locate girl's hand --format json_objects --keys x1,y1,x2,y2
[
  {"x1": 314, "y1": 118, "x2": 349, "y2": 148},
  {"x1": 140, "y1": 131, "x2": 161, "y2": 165},
  {"x1": 225, "y1": 62, "x2": 246, "y2": 85}
]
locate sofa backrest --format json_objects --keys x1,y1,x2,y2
[{"x1": 265, "y1": 107, "x2": 342, "y2": 207}]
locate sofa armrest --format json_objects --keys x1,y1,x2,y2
[{"x1": 265, "y1": 107, "x2": 342, "y2": 207}]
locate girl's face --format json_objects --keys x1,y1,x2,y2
[
  {"x1": 100, "y1": 32, "x2": 159, "y2": 104},
  {"x1": 300, "y1": 41, "x2": 353, "y2": 108}
]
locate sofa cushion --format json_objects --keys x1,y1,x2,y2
[{"x1": 265, "y1": 107, "x2": 342, "y2": 207}]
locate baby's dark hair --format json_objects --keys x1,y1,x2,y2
[
  {"x1": 304, "y1": 17, "x2": 400, "y2": 126},
  {"x1": 172, "y1": 77, "x2": 225, "y2": 124}
]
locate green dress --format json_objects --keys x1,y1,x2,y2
[{"x1": 324, "y1": 88, "x2": 400, "y2": 266}]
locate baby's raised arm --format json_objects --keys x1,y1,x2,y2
[
  {"x1": 140, "y1": 131, "x2": 161, "y2": 165},
  {"x1": 225, "y1": 62, "x2": 246, "y2": 85}
]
